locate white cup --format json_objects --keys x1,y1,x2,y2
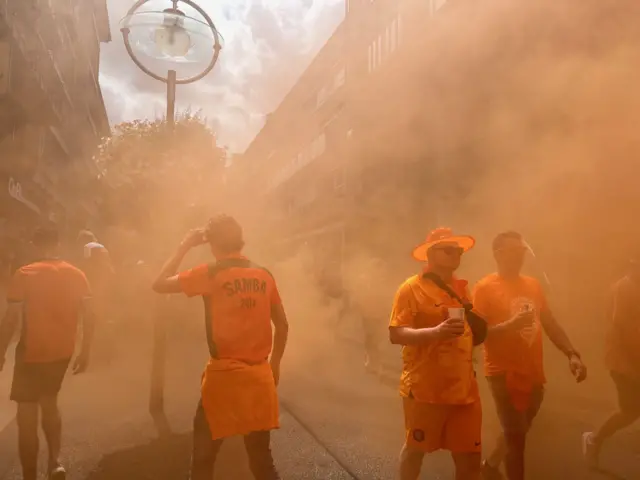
[{"x1": 448, "y1": 307, "x2": 465, "y2": 321}]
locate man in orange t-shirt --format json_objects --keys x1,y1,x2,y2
[
  {"x1": 582, "y1": 255, "x2": 640, "y2": 469},
  {"x1": 473, "y1": 231, "x2": 586, "y2": 480},
  {"x1": 389, "y1": 227, "x2": 483, "y2": 480},
  {"x1": 76, "y1": 231, "x2": 115, "y2": 363},
  {"x1": 0, "y1": 226, "x2": 94, "y2": 480},
  {"x1": 152, "y1": 214, "x2": 288, "y2": 480}
]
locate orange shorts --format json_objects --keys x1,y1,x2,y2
[
  {"x1": 403, "y1": 396, "x2": 482, "y2": 454},
  {"x1": 201, "y1": 360, "x2": 279, "y2": 440}
]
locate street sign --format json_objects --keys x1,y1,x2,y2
[{"x1": 0, "y1": 41, "x2": 10, "y2": 95}]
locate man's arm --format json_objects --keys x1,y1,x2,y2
[
  {"x1": 269, "y1": 280, "x2": 289, "y2": 387},
  {"x1": 270, "y1": 303, "x2": 289, "y2": 366},
  {"x1": 389, "y1": 325, "x2": 450, "y2": 345},
  {"x1": 473, "y1": 282, "x2": 529, "y2": 336},
  {"x1": 539, "y1": 305, "x2": 586, "y2": 381},
  {"x1": 539, "y1": 308, "x2": 578, "y2": 357},
  {"x1": 388, "y1": 283, "x2": 461, "y2": 345},
  {"x1": 73, "y1": 297, "x2": 95, "y2": 374},
  {"x1": 152, "y1": 229, "x2": 206, "y2": 294},
  {"x1": 0, "y1": 303, "x2": 21, "y2": 371},
  {"x1": 151, "y1": 247, "x2": 189, "y2": 294}
]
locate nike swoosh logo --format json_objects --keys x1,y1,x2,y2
[
  {"x1": 434, "y1": 303, "x2": 444, "y2": 307},
  {"x1": 475, "y1": 441, "x2": 481, "y2": 446}
]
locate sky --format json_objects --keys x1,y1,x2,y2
[{"x1": 99, "y1": 0, "x2": 344, "y2": 153}]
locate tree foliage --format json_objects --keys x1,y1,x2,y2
[{"x1": 95, "y1": 112, "x2": 227, "y2": 236}]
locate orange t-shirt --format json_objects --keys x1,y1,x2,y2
[
  {"x1": 178, "y1": 255, "x2": 282, "y2": 439},
  {"x1": 178, "y1": 255, "x2": 281, "y2": 364},
  {"x1": 605, "y1": 276, "x2": 640, "y2": 378},
  {"x1": 389, "y1": 274, "x2": 479, "y2": 405},
  {"x1": 472, "y1": 273, "x2": 547, "y2": 385},
  {"x1": 7, "y1": 260, "x2": 91, "y2": 363}
]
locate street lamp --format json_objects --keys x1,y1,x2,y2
[
  {"x1": 119, "y1": 0, "x2": 222, "y2": 126},
  {"x1": 118, "y1": 0, "x2": 221, "y2": 432}
]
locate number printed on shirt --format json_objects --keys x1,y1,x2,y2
[{"x1": 240, "y1": 297, "x2": 256, "y2": 309}]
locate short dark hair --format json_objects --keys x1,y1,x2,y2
[
  {"x1": 32, "y1": 226, "x2": 59, "y2": 248},
  {"x1": 492, "y1": 231, "x2": 522, "y2": 252},
  {"x1": 205, "y1": 214, "x2": 244, "y2": 253}
]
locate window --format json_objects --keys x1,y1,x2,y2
[
  {"x1": 390, "y1": 19, "x2": 397, "y2": 52},
  {"x1": 333, "y1": 168, "x2": 346, "y2": 195},
  {"x1": 268, "y1": 131, "x2": 326, "y2": 190},
  {"x1": 310, "y1": 132, "x2": 326, "y2": 159},
  {"x1": 371, "y1": 39, "x2": 377, "y2": 70},
  {"x1": 322, "y1": 104, "x2": 344, "y2": 131},
  {"x1": 316, "y1": 86, "x2": 329, "y2": 108},
  {"x1": 334, "y1": 67, "x2": 345, "y2": 89},
  {"x1": 317, "y1": 66, "x2": 345, "y2": 108},
  {"x1": 384, "y1": 26, "x2": 390, "y2": 57},
  {"x1": 434, "y1": 0, "x2": 447, "y2": 12}
]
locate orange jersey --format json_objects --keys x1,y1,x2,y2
[
  {"x1": 389, "y1": 274, "x2": 479, "y2": 405},
  {"x1": 7, "y1": 260, "x2": 91, "y2": 363},
  {"x1": 177, "y1": 255, "x2": 282, "y2": 439},
  {"x1": 605, "y1": 276, "x2": 640, "y2": 377},
  {"x1": 178, "y1": 255, "x2": 281, "y2": 364},
  {"x1": 472, "y1": 273, "x2": 547, "y2": 385}
]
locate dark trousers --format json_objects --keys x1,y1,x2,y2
[{"x1": 191, "y1": 401, "x2": 280, "y2": 480}]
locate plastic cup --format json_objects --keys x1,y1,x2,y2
[{"x1": 448, "y1": 307, "x2": 465, "y2": 321}]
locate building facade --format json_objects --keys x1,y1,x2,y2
[
  {"x1": 239, "y1": 0, "x2": 460, "y2": 283},
  {"x1": 0, "y1": 0, "x2": 111, "y2": 250}
]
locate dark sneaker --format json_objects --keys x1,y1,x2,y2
[
  {"x1": 481, "y1": 460, "x2": 505, "y2": 480},
  {"x1": 49, "y1": 465, "x2": 66, "y2": 480}
]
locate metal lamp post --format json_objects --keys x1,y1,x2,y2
[
  {"x1": 120, "y1": 0, "x2": 222, "y2": 126},
  {"x1": 118, "y1": 0, "x2": 222, "y2": 431}
]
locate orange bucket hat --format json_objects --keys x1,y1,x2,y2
[{"x1": 411, "y1": 227, "x2": 475, "y2": 262}]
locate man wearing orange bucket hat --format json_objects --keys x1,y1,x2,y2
[
  {"x1": 389, "y1": 227, "x2": 487, "y2": 480},
  {"x1": 473, "y1": 231, "x2": 586, "y2": 480},
  {"x1": 152, "y1": 214, "x2": 288, "y2": 480}
]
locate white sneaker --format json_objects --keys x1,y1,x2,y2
[{"x1": 582, "y1": 432, "x2": 599, "y2": 470}]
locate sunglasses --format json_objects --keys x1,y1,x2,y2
[{"x1": 433, "y1": 246, "x2": 464, "y2": 256}]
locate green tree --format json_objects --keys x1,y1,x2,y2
[{"x1": 94, "y1": 112, "x2": 227, "y2": 240}]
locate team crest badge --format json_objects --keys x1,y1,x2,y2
[{"x1": 412, "y1": 429, "x2": 425, "y2": 442}]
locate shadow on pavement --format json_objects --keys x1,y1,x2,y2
[
  {"x1": 84, "y1": 433, "x2": 191, "y2": 480},
  {"x1": 84, "y1": 433, "x2": 254, "y2": 480}
]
